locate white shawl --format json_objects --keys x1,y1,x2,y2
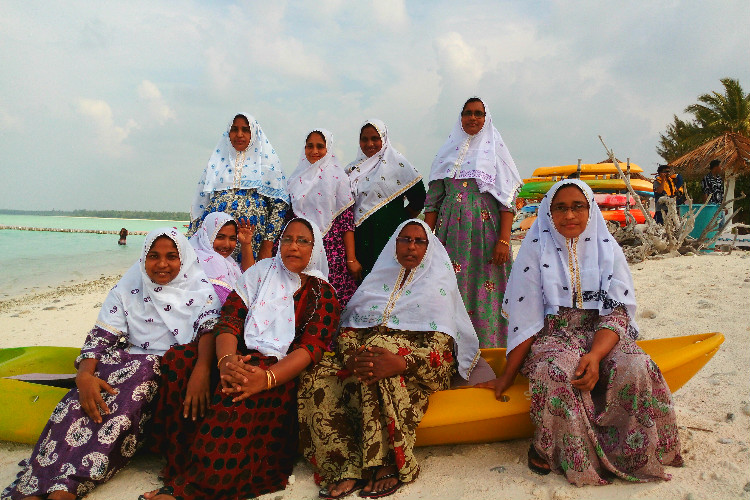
[
  {"x1": 97, "y1": 228, "x2": 220, "y2": 356},
  {"x1": 189, "y1": 212, "x2": 242, "y2": 290},
  {"x1": 234, "y1": 218, "x2": 329, "y2": 359},
  {"x1": 287, "y1": 129, "x2": 354, "y2": 236},
  {"x1": 341, "y1": 219, "x2": 480, "y2": 380},
  {"x1": 429, "y1": 100, "x2": 522, "y2": 210},
  {"x1": 504, "y1": 179, "x2": 639, "y2": 354}
]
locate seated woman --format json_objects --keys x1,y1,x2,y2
[
  {"x1": 299, "y1": 219, "x2": 480, "y2": 499},
  {"x1": 143, "y1": 217, "x2": 341, "y2": 500},
  {"x1": 189, "y1": 212, "x2": 255, "y2": 304},
  {"x1": 2, "y1": 229, "x2": 220, "y2": 500},
  {"x1": 479, "y1": 179, "x2": 682, "y2": 485},
  {"x1": 287, "y1": 129, "x2": 359, "y2": 306}
]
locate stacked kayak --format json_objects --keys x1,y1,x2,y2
[{"x1": 0, "y1": 333, "x2": 724, "y2": 446}]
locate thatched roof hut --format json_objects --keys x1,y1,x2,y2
[{"x1": 668, "y1": 132, "x2": 750, "y2": 179}]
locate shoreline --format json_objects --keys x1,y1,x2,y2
[{"x1": 1, "y1": 252, "x2": 749, "y2": 499}]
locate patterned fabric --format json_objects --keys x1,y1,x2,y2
[
  {"x1": 2, "y1": 321, "x2": 204, "y2": 500},
  {"x1": 189, "y1": 212, "x2": 242, "y2": 295},
  {"x1": 701, "y1": 173, "x2": 724, "y2": 204},
  {"x1": 322, "y1": 207, "x2": 358, "y2": 306},
  {"x1": 298, "y1": 327, "x2": 455, "y2": 486},
  {"x1": 354, "y1": 181, "x2": 426, "y2": 278},
  {"x1": 158, "y1": 278, "x2": 341, "y2": 500},
  {"x1": 187, "y1": 189, "x2": 288, "y2": 260},
  {"x1": 425, "y1": 177, "x2": 512, "y2": 347},
  {"x1": 503, "y1": 179, "x2": 639, "y2": 354},
  {"x1": 522, "y1": 307, "x2": 682, "y2": 486}
]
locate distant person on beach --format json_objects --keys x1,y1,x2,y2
[
  {"x1": 298, "y1": 219, "x2": 479, "y2": 499},
  {"x1": 425, "y1": 97, "x2": 523, "y2": 348},
  {"x1": 118, "y1": 227, "x2": 128, "y2": 245},
  {"x1": 478, "y1": 179, "x2": 682, "y2": 485},
  {"x1": 702, "y1": 159, "x2": 724, "y2": 204},
  {"x1": 653, "y1": 164, "x2": 686, "y2": 224},
  {"x1": 345, "y1": 119, "x2": 425, "y2": 279},
  {"x1": 189, "y1": 212, "x2": 255, "y2": 304},
  {"x1": 142, "y1": 218, "x2": 340, "y2": 500},
  {"x1": 287, "y1": 128, "x2": 359, "y2": 306},
  {"x1": 188, "y1": 112, "x2": 289, "y2": 262},
  {"x1": 2, "y1": 228, "x2": 220, "y2": 500}
]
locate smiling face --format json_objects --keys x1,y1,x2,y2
[
  {"x1": 359, "y1": 124, "x2": 383, "y2": 158},
  {"x1": 144, "y1": 236, "x2": 181, "y2": 285},
  {"x1": 212, "y1": 222, "x2": 238, "y2": 258},
  {"x1": 550, "y1": 185, "x2": 590, "y2": 239},
  {"x1": 228, "y1": 115, "x2": 251, "y2": 152},
  {"x1": 460, "y1": 99, "x2": 486, "y2": 136},
  {"x1": 395, "y1": 222, "x2": 429, "y2": 270},
  {"x1": 280, "y1": 220, "x2": 314, "y2": 274},
  {"x1": 304, "y1": 131, "x2": 328, "y2": 164}
]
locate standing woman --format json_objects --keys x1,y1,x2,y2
[
  {"x1": 3, "y1": 229, "x2": 220, "y2": 500},
  {"x1": 346, "y1": 119, "x2": 425, "y2": 278},
  {"x1": 189, "y1": 112, "x2": 289, "y2": 261},
  {"x1": 424, "y1": 98, "x2": 522, "y2": 347},
  {"x1": 287, "y1": 129, "x2": 359, "y2": 306},
  {"x1": 479, "y1": 180, "x2": 682, "y2": 485}
]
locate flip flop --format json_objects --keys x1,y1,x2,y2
[
  {"x1": 527, "y1": 445, "x2": 551, "y2": 476},
  {"x1": 137, "y1": 485, "x2": 175, "y2": 500},
  {"x1": 359, "y1": 471, "x2": 401, "y2": 498},
  {"x1": 319, "y1": 478, "x2": 367, "y2": 499}
]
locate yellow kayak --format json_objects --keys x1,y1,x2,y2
[
  {"x1": 416, "y1": 332, "x2": 724, "y2": 446},
  {"x1": 0, "y1": 334, "x2": 724, "y2": 446},
  {"x1": 532, "y1": 163, "x2": 644, "y2": 177}
]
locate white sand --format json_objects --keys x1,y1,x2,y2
[{"x1": 1, "y1": 252, "x2": 749, "y2": 499}]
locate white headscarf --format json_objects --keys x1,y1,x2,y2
[
  {"x1": 287, "y1": 129, "x2": 354, "y2": 236},
  {"x1": 341, "y1": 219, "x2": 480, "y2": 380},
  {"x1": 191, "y1": 112, "x2": 288, "y2": 220},
  {"x1": 189, "y1": 212, "x2": 243, "y2": 290},
  {"x1": 97, "y1": 228, "x2": 220, "y2": 356},
  {"x1": 234, "y1": 218, "x2": 329, "y2": 359},
  {"x1": 504, "y1": 179, "x2": 639, "y2": 354},
  {"x1": 429, "y1": 99, "x2": 523, "y2": 210},
  {"x1": 345, "y1": 119, "x2": 422, "y2": 226}
]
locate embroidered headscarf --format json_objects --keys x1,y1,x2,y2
[
  {"x1": 189, "y1": 212, "x2": 243, "y2": 290},
  {"x1": 429, "y1": 98, "x2": 523, "y2": 210},
  {"x1": 345, "y1": 119, "x2": 422, "y2": 226},
  {"x1": 96, "y1": 228, "x2": 220, "y2": 356},
  {"x1": 341, "y1": 219, "x2": 480, "y2": 380},
  {"x1": 287, "y1": 128, "x2": 354, "y2": 236},
  {"x1": 234, "y1": 218, "x2": 329, "y2": 359},
  {"x1": 190, "y1": 112, "x2": 288, "y2": 220},
  {"x1": 504, "y1": 179, "x2": 639, "y2": 354}
]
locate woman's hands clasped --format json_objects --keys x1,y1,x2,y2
[
  {"x1": 219, "y1": 354, "x2": 266, "y2": 402},
  {"x1": 346, "y1": 346, "x2": 407, "y2": 385}
]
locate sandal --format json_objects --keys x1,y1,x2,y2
[
  {"x1": 359, "y1": 467, "x2": 401, "y2": 498},
  {"x1": 138, "y1": 485, "x2": 175, "y2": 500},
  {"x1": 319, "y1": 478, "x2": 367, "y2": 499},
  {"x1": 527, "y1": 445, "x2": 551, "y2": 476}
]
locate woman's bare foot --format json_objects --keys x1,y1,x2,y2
[
  {"x1": 139, "y1": 489, "x2": 175, "y2": 500},
  {"x1": 48, "y1": 492, "x2": 76, "y2": 500},
  {"x1": 361, "y1": 465, "x2": 400, "y2": 496}
]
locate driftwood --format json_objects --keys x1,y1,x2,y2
[{"x1": 598, "y1": 137, "x2": 746, "y2": 262}]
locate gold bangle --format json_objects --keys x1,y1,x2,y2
[
  {"x1": 268, "y1": 368, "x2": 277, "y2": 388},
  {"x1": 498, "y1": 239, "x2": 509, "y2": 246},
  {"x1": 346, "y1": 259, "x2": 356, "y2": 263},
  {"x1": 217, "y1": 353, "x2": 233, "y2": 369},
  {"x1": 265, "y1": 370, "x2": 272, "y2": 390}
]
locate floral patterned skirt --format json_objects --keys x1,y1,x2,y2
[{"x1": 522, "y1": 321, "x2": 682, "y2": 485}]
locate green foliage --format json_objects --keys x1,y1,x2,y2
[{"x1": 0, "y1": 209, "x2": 189, "y2": 221}]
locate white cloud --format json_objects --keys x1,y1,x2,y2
[
  {"x1": 372, "y1": 0, "x2": 409, "y2": 29},
  {"x1": 435, "y1": 32, "x2": 485, "y2": 87},
  {"x1": 137, "y1": 80, "x2": 176, "y2": 125},
  {"x1": 77, "y1": 98, "x2": 138, "y2": 153}
]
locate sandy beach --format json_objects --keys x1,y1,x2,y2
[{"x1": 1, "y1": 252, "x2": 749, "y2": 499}]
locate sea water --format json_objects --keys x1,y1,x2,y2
[{"x1": 0, "y1": 215, "x2": 187, "y2": 299}]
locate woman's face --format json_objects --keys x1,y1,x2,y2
[
  {"x1": 460, "y1": 100, "x2": 486, "y2": 136},
  {"x1": 550, "y1": 185, "x2": 590, "y2": 239},
  {"x1": 229, "y1": 115, "x2": 251, "y2": 152},
  {"x1": 280, "y1": 221, "x2": 314, "y2": 274},
  {"x1": 304, "y1": 132, "x2": 328, "y2": 164},
  {"x1": 144, "y1": 236, "x2": 181, "y2": 285},
  {"x1": 395, "y1": 223, "x2": 429, "y2": 270},
  {"x1": 213, "y1": 222, "x2": 238, "y2": 258},
  {"x1": 359, "y1": 124, "x2": 383, "y2": 158}
]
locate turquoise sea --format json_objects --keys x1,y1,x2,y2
[{"x1": 0, "y1": 215, "x2": 188, "y2": 299}]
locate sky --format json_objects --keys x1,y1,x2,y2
[{"x1": 1, "y1": 0, "x2": 749, "y2": 212}]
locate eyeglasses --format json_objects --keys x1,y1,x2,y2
[
  {"x1": 461, "y1": 110, "x2": 486, "y2": 118},
  {"x1": 280, "y1": 236, "x2": 313, "y2": 247},
  {"x1": 551, "y1": 203, "x2": 589, "y2": 215},
  {"x1": 395, "y1": 236, "x2": 428, "y2": 247}
]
